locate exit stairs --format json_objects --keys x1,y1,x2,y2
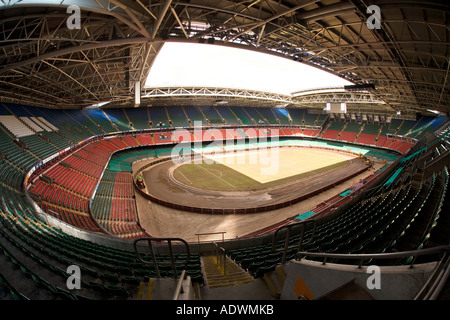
[{"x1": 201, "y1": 255, "x2": 254, "y2": 289}]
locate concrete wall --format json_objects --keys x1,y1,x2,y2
[{"x1": 281, "y1": 259, "x2": 437, "y2": 300}]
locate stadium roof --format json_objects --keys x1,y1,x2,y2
[
  {"x1": 144, "y1": 42, "x2": 354, "y2": 95},
  {"x1": 0, "y1": 0, "x2": 448, "y2": 114}
]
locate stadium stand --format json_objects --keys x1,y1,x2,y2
[
  {"x1": 183, "y1": 106, "x2": 208, "y2": 125},
  {"x1": 201, "y1": 106, "x2": 225, "y2": 125},
  {"x1": 148, "y1": 106, "x2": 171, "y2": 128},
  {"x1": 124, "y1": 107, "x2": 151, "y2": 130},
  {"x1": 0, "y1": 115, "x2": 35, "y2": 138},
  {"x1": 91, "y1": 169, "x2": 146, "y2": 239},
  {"x1": 0, "y1": 102, "x2": 448, "y2": 300},
  {"x1": 228, "y1": 162, "x2": 448, "y2": 277}
]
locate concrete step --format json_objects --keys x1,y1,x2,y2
[
  {"x1": 135, "y1": 277, "x2": 201, "y2": 300},
  {"x1": 134, "y1": 278, "x2": 179, "y2": 300},
  {"x1": 201, "y1": 255, "x2": 254, "y2": 289},
  {"x1": 262, "y1": 264, "x2": 286, "y2": 299},
  {"x1": 315, "y1": 279, "x2": 375, "y2": 300}
]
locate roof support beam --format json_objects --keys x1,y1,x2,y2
[
  {"x1": 0, "y1": 37, "x2": 151, "y2": 75},
  {"x1": 152, "y1": 0, "x2": 173, "y2": 39},
  {"x1": 229, "y1": 0, "x2": 321, "y2": 41}
]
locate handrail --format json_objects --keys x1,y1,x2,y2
[
  {"x1": 296, "y1": 244, "x2": 450, "y2": 269},
  {"x1": 133, "y1": 237, "x2": 190, "y2": 279},
  {"x1": 272, "y1": 219, "x2": 317, "y2": 264},
  {"x1": 195, "y1": 231, "x2": 226, "y2": 244},
  {"x1": 213, "y1": 241, "x2": 227, "y2": 275},
  {"x1": 173, "y1": 270, "x2": 187, "y2": 300},
  {"x1": 415, "y1": 247, "x2": 450, "y2": 300},
  {"x1": 429, "y1": 259, "x2": 450, "y2": 300}
]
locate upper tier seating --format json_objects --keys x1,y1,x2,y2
[{"x1": 0, "y1": 115, "x2": 35, "y2": 137}]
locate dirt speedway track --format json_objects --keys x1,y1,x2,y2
[
  {"x1": 139, "y1": 147, "x2": 368, "y2": 212},
  {"x1": 132, "y1": 146, "x2": 383, "y2": 242}
]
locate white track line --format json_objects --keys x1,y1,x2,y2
[
  {"x1": 177, "y1": 170, "x2": 193, "y2": 185},
  {"x1": 194, "y1": 163, "x2": 237, "y2": 189}
]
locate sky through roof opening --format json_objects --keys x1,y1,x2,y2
[{"x1": 145, "y1": 42, "x2": 353, "y2": 96}]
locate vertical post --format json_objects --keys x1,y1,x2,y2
[
  {"x1": 134, "y1": 237, "x2": 190, "y2": 281},
  {"x1": 272, "y1": 220, "x2": 317, "y2": 263},
  {"x1": 214, "y1": 242, "x2": 227, "y2": 276},
  {"x1": 167, "y1": 239, "x2": 178, "y2": 279},
  {"x1": 148, "y1": 239, "x2": 161, "y2": 278},
  {"x1": 281, "y1": 227, "x2": 291, "y2": 264}
]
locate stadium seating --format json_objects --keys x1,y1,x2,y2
[
  {"x1": 0, "y1": 102, "x2": 448, "y2": 299},
  {"x1": 229, "y1": 106, "x2": 253, "y2": 125},
  {"x1": 214, "y1": 106, "x2": 239, "y2": 125},
  {"x1": 255, "y1": 107, "x2": 278, "y2": 125},
  {"x1": 135, "y1": 133, "x2": 154, "y2": 145},
  {"x1": 103, "y1": 109, "x2": 133, "y2": 132},
  {"x1": 183, "y1": 106, "x2": 206, "y2": 125},
  {"x1": 272, "y1": 108, "x2": 291, "y2": 125},
  {"x1": 286, "y1": 108, "x2": 305, "y2": 125},
  {"x1": 91, "y1": 169, "x2": 146, "y2": 239},
  {"x1": 123, "y1": 107, "x2": 151, "y2": 130},
  {"x1": 148, "y1": 106, "x2": 171, "y2": 128},
  {"x1": 320, "y1": 121, "x2": 344, "y2": 140},
  {"x1": 201, "y1": 106, "x2": 226, "y2": 125},
  {"x1": 228, "y1": 163, "x2": 448, "y2": 275}
]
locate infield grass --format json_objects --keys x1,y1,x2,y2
[{"x1": 172, "y1": 148, "x2": 356, "y2": 191}]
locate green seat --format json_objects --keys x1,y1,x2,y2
[
  {"x1": 254, "y1": 264, "x2": 277, "y2": 278},
  {"x1": 121, "y1": 276, "x2": 141, "y2": 285},
  {"x1": 106, "y1": 285, "x2": 130, "y2": 297},
  {"x1": 247, "y1": 261, "x2": 264, "y2": 274},
  {"x1": 56, "y1": 287, "x2": 77, "y2": 300},
  {"x1": 101, "y1": 273, "x2": 120, "y2": 283},
  {"x1": 189, "y1": 273, "x2": 204, "y2": 285}
]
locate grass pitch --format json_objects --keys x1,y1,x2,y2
[
  {"x1": 174, "y1": 160, "x2": 261, "y2": 191},
  {"x1": 172, "y1": 148, "x2": 356, "y2": 192}
]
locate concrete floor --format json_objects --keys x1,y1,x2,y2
[{"x1": 199, "y1": 278, "x2": 277, "y2": 300}]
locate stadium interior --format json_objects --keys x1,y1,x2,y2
[{"x1": 0, "y1": 0, "x2": 449, "y2": 302}]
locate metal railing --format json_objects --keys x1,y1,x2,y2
[
  {"x1": 213, "y1": 241, "x2": 227, "y2": 275},
  {"x1": 297, "y1": 245, "x2": 449, "y2": 268},
  {"x1": 194, "y1": 231, "x2": 226, "y2": 244},
  {"x1": 296, "y1": 245, "x2": 450, "y2": 299},
  {"x1": 415, "y1": 249, "x2": 450, "y2": 300},
  {"x1": 133, "y1": 237, "x2": 190, "y2": 279},
  {"x1": 272, "y1": 219, "x2": 317, "y2": 264},
  {"x1": 172, "y1": 270, "x2": 188, "y2": 300}
]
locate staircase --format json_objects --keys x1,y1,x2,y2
[
  {"x1": 375, "y1": 125, "x2": 383, "y2": 142},
  {"x1": 164, "y1": 106, "x2": 173, "y2": 128},
  {"x1": 319, "y1": 121, "x2": 332, "y2": 137},
  {"x1": 201, "y1": 255, "x2": 254, "y2": 289},
  {"x1": 337, "y1": 121, "x2": 349, "y2": 138},
  {"x1": 354, "y1": 123, "x2": 365, "y2": 143},
  {"x1": 133, "y1": 255, "x2": 257, "y2": 300}
]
